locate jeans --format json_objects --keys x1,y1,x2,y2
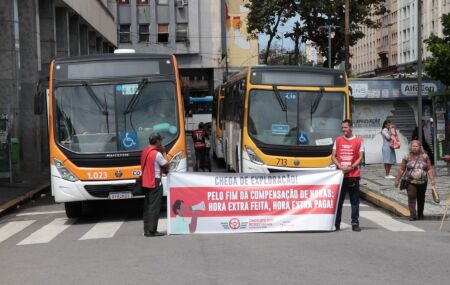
[
  {"x1": 335, "y1": 178, "x2": 360, "y2": 226},
  {"x1": 143, "y1": 178, "x2": 163, "y2": 233}
]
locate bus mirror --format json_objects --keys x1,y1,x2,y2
[{"x1": 34, "y1": 81, "x2": 45, "y2": 115}]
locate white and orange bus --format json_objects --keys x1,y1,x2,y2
[
  {"x1": 211, "y1": 84, "x2": 225, "y2": 159},
  {"x1": 222, "y1": 65, "x2": 351, "y2": 173},
  {"x1": 42, "y1": 53, "x2": 186, "y2": 217}
]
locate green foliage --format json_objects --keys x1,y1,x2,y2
[
  {"x1": 245, "y1": 0, "x2": 388, "y2": 68},
  {"x1": 424, "y1": 14, "x2": 450, "y2": 86}
]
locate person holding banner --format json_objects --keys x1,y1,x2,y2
[
  {"x1": 332, "y1": 119, "x2": 365, "y2": 232},
  {"x1": 142, "y1": 132, "x2": 169, "y2": 237}
]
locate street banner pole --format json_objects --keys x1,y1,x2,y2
[{"x1": 417, "y1": 0, "x2": 423, "y2": 143}]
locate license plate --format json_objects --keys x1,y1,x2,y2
[{"x1": 109, "y1": 191, "x2": 132, "y2": 200}]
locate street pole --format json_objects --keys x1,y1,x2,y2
[
  {"x1": 345, "y1": 0, "x2": 350, "y2": 75},
  {"x1": 328, "y1": 26, "x2": 332, "y2": 68},
  {"x1": 417, "y1": 0, "x2": 423, "y2": 143},
  {"x1": 318, "y1": 25, "x2": 336, "y2": 69}
]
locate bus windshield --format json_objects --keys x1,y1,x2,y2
[
  {"x1": 247, "y1": 89, "x2": 345, "y2": 147},
  {"x1": 54, "y1": 81, "x2": 178, "y2": 153}
]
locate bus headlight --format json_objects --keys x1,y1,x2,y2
[
  {"x1": 54, "y1": 159, "x2": 79, "y2": 182},
  {"x1": 169, "y1": 151, "x2": 183, "y2": 171},
  {"x1": 245, "y1": 146, "x2": 264, "y2": 165}
]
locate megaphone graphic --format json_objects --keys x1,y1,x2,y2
[{"x1": 190, "y1": 201, "x2": 205, "y2": 211}]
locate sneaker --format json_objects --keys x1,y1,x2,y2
[
  {"x1": 408, "y1": 216, "x2": 417, "y2": 221},
  {"x1": 335, "y1": 224, "x2": 340, "y2": 231},
  {"x1": 352, "y1": 225, "x2": 361, "y2": 232},
  {"x1": 384, "y1": 175, "x2": 396, "y2": 179}
]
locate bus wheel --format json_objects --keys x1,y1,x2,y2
[{"x1": 64, "y1": 201, "x2": 83, "y2": 218}]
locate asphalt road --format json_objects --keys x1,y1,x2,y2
[{"x1": 0, "y1": 141, "x2": 449, "y2": 285}]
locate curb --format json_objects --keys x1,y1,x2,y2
[
  {"x1": 360, "y1": 186, "x2": 410, "y2": 217},
  {"x1": 0, "y1": 182, "x2": 50, "y2": 216}
]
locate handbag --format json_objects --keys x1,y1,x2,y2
[
  {"x1": 399, "y1": 156, "x2": 419, "y2": 191},
  {"x1": 399, "y1": 175, "x2": 408, "y2": 190},
  {"x1": 132, "y1": 151, "x2": 151, "y2": 196},
  {"x1": 431, "y1": 187, "x2": 440, "y2": 204}
]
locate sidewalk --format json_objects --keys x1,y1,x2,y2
[
  {"x1": 360, "y1": 164, "x2": 450, "y2": 218},
  {"x1": 0, "y1": 172, "x2": 50, "y2": 216}
]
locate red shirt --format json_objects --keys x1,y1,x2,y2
[
  {"x1": 141, "y1": 146, "x2": 159, "y2": 188},
  {"x1": 192, "y1": 129, "x2": 206, "y2": 149},
  {"x1": 335, "y1": 136, "x2": 363, "y2": 178}
]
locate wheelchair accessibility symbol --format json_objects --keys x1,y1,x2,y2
[
  {"x1": 120, "y1": 131, "x2": 138, "y2": 150},
  {"x1": 298, "y1": 132, "x2": 309, "y2": 144}
]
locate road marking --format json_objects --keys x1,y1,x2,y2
[
  {"x1": 340, "y1": 222, "x2": 351, "y2": 230},
  {"x1": 16, "y1": 210, "x2": 65, "y2": 217},
  {"x1": 17, "y1": 218, "x2": 75, "y2": 245},
  {"x1": 79, "y1": 221, "x2": 124, "y2": 240},
  {"x1": 0, "y1": 220, "x2": 36, "y2": 243},
  {"x1": 343, "y1": 203, "x2": 369, "y2": 207},
  {"x1": 360, "y1": 211, "x2": 424, "y2": 232}
]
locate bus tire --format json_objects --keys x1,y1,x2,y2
[{"x1": 64, "y1": 201, "x2": 83, "y2": 218}]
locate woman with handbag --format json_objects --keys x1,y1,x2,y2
[
  {"x1": 381, "y1": 120, "x2": 397, "y2": 179},
  {"x1": 395, "y1": 140, "x2": 436, "y2": 221}
]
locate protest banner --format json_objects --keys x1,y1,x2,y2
[{"x1": 167, "y1": 170, "x2": 343, "y2": 234}]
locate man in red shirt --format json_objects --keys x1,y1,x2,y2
[
  {"x1": 141, "y1": 132, "x2": 169, "y2": 237},
  {"x1": 192, "y1": 122, "x2": 208, "y2": 171},
  {"x1": 331, "y1": 120, "x2": 364, "y2": 232}
]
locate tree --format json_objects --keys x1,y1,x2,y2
[
  {"x1": 245, "y1": 0, "x2": 296, "y2": 64},
  {"x1": 284, "y1": 21, "x2": 303, "y2": 65},
  {"x1": 245, "y1": 0, "x2": 388, "y2": 69},
  {"x1": 424, "y1": 13, "x2": 450, "y2": 86},
  {"x1": 295, "y1": 0, "x2": 388, "y2": 69},
  {"x1": 260, "y1": 43, "x2": 311, "y2": 66}
]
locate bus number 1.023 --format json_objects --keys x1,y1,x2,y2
[{"x1": 87, "y1": 172, "x2": 107, "y2": 180}]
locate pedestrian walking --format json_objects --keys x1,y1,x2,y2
[
  {"x1": 381, "y1": 120, "x2": 396, "y2": 179},
  {"x1": 332, "y1": 119, "x2": 365, "y2": 232},
  {"x1": 395, "y1": 140, "x2": 435, "y2": 221},
  {"x1": 141, "y1": 132, "x2": 169, "y2": 237},
  {"x1": 192, "y1": 122, "x2": 207, "y2": 171},
  {"x1": 412, "y1": 119, "x2": 434, "y2": 165}
]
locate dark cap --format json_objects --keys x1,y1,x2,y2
[{"x1": 149, "y1": 132, "x2": 163, "y2": 144}]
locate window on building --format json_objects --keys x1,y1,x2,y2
[
  {"x1": 118, "y1": 0, "x2": 130, "y2": 4},
  {"x1": 137, "y1": 0, "x2": 149, "y2": 4},
  {"x1": 119, "y1": 25, "x2": 131, "y2": 43},
  {"x1": 176, "y1": 23, "x2": 188, "y2": 42},
  {"x1": 158, "y1": 24, "x2": 169, "y2": 43},
  {"x1": 139, "y1": 24, "x2": 150, "y2": 42},
  {"x1": 157, "y1": 0, "x2": 169, "y2": 5}
]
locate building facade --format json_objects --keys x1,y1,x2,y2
[
  {"x1": 115, "y1": 0, "x2": 257, "y2": 96},
  {"x1": 351, "y1": 0, "x2": 450, "y2": 76},
  {"x1": 0, "y1": 0, "x2": 116, "y2": 181}
]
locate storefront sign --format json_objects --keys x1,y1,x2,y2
[
  {"x1": 167, "y1": 171, "x2": 343, "y2": 234},
  {"x1": 350, "y1": 79, "x2": 444, "y2": 100}
]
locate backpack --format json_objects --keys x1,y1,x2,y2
[{"x1": 389, "y1": 134, "x2": 401, "y2": 149}]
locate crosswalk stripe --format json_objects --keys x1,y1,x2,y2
[
  {"x1": 157, "y1": 218, "x2": 167, "y2": 232},
  {"x1": 343, "y1": 203, "x2": 369, "y2": 207},
  {"x1": 16, "y1": 211, "x2": 65, "y2": 217},
  {"x1": 79, "y1": 221, "x2": 124, "y2": 240},
  {"x1": 17, "y1": 218, "x2": 75, "y2": 245},
  {"x1": 0, "y1": 220, "x2": 36, "y2": 243},
  {"x1": 360, "y1": 211, "x2": 425, "y2": 232},
  {"x1": 340, "y1": 222, "x2": 351, "y2": 230}
]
